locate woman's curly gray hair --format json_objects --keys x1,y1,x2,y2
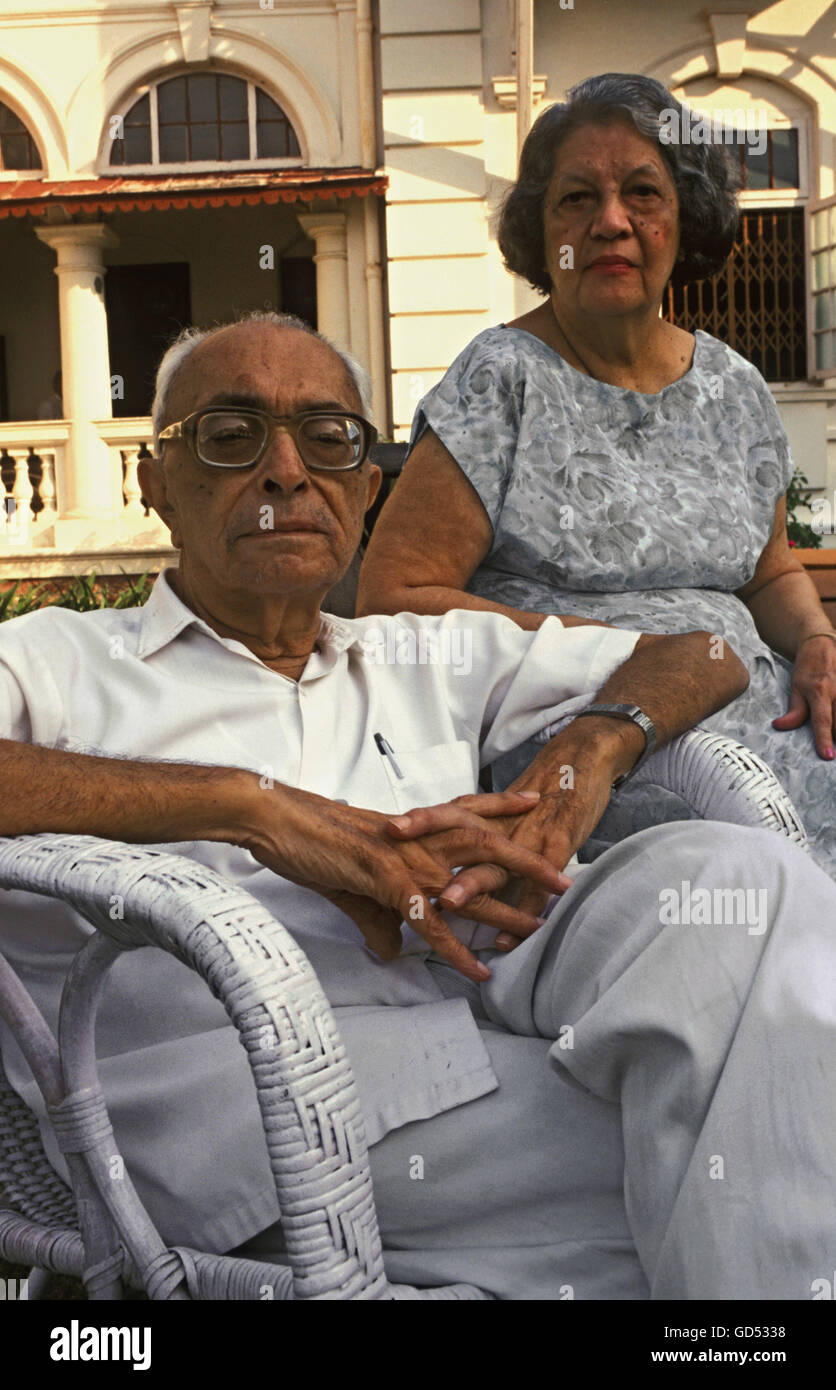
[{"x1": 498, "y1": 72, "x2": 742, "y2": 293}]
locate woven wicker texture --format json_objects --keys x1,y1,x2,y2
[
  {"x1": 629, "y1": 728, "x2": 810, "y2": 850},
  {"x1": 0, "y1": 1071, "x2": 79, "y2": 1229},
  {"x1": 0, "y1": 834, "x2": 490, "y2": 1299}
]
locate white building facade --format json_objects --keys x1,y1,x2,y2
[{"x1": 1, "y1": 0, "x2": 835, "y2": 578}]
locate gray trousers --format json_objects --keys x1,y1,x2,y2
[{"x1": 237, "y1": 821, "x2": 836, "y2": 1300}]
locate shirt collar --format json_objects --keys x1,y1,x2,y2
[{"x1": 136, "y1": 568, "x2": 360, "y2": 676}]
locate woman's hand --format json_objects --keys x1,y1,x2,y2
[{"x1": 772, "y1": 633, "x2": 836, "y2": 759}]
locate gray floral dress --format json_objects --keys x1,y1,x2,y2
[{"x1": 410, "y1": 324, "x2": 836, "y2": 875}]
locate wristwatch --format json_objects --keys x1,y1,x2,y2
[{"x1": 572, "y1": 703, "x2": 658, "y2": 789}]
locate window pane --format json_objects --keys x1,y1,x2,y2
[
  {"x1": 815, "y1": 332, "x2": 836, "y2": 371},
  {"x1": 771, "y1": 129, "x2": 799, "y2": 189},
  {"x1": 257, "y1": 121, "x2": 291, "y2": 158},
  {"x1": 815, "y1": 292, "x2": 831, "y2": 331},
  {"x1": 159, "y1": 123, "x2": 188, "y2": 162},
  {"x1": 255, "y1": 88, "x2": 301, "y2": 157},
  {"x1": 813, "y1": 251, "x2": 828, "y2": 292},
  {"x1": 812, "y1": 209, "x2": 826, "y2": 252},
  {"x1": 255, "y1": 88, "x2": 282, "y2": 120},
  {"x1": 0, "y1": 103, "x2": 23, "y2": 133},
  {"x1": 189, "y1": 123, "x2": 220, "y2": 161},
  {"x1": 124, "y1": 92, "x2": 150, "y2": 129},
  {"x1": 1, "y1": 133, "x2": 31, "y2": 168},
  {"x1": 219, "y1": 76, "x2": 247, "y2": 120},
  {"x1": 158, "y1": 77, "x2": 186, "y2": 123},
  {"x1": 744, "y1": 148, "x2": 770, "y2": 190},
  {"x1": 187, "y1": 74, "x2": 217, "y2": 123},
  {"x1": 830, "y1": 205, "x2": 836, "y2": 245},
  {"x1": 124, "y1": 126, "x2": 152, "y2": 163},
  {"x1": 221, "y1": 123, "x2": 249, "y2": 160}
]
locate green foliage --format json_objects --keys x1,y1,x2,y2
[
  {"x1": 785, "y1": 467, "x2": 822, "y2": 549},
  {"x1": 0, "y1": 570, "x2": 153, "y2": 622}
]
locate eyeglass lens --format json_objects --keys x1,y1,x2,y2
[{"x1": 195, "y1": 412, "x2": 363, "y2": 469}]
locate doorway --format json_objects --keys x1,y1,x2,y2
[{"x1": 105, "y1": 263, "x2": 191, "y2": 417}]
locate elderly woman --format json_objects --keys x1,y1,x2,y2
[{"x1": 358, "y1": 72, "x2": 836, "y2": 874}]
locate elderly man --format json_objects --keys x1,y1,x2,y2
[{"x1": 1, "y1": 311, "x2": 835, "y2": 1302}]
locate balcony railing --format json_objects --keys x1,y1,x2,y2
[{"x1": 0, "y1": 418, "x2": 175, "y2": 578}]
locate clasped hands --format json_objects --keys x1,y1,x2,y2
[{"x1": 244, "y1": 729, "x2": 616, "y2": 981}]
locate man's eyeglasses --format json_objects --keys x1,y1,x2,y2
[{"x1": 158, "y1": 407, "x2": 378, "y2": 472}]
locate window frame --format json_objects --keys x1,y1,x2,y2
[
  {"x1": 103, "y1": 70, "x2": 305, "y2": 173},
  {"x1": 0, "y1": 98, "x2": 44, "y2": 178},
  {"x1": 808, "y1": 191, "x2": 836, "y2": 382}
]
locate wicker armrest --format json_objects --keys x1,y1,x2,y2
[
  {"x1": 576, "y1": 727, "x2": 809, "y2": 864},
  {"x1": 0, "y1": 834, "x2": 490, "y2": 1300}
]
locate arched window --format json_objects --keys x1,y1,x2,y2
[
  {"x1": 0, "y1": 101, "x2": 42, "y2": 171},
  {"x1": 108, "y1": 74, "x2": 301, "y2": 168}
]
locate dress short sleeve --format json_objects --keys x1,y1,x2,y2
[
  {"x1": 408, "y1": 329, "x2": 523, "y2": 534},
  {"x1": 747, "y1": 371, "x2": 796, "y2": 504}
]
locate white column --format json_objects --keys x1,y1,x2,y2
[
  {"x1": 515, "y1": 0, "x2": 533, "y2": 160},
  {"x1": 363, "y1": 197, "x2": 388, "y2": 430},
  {"x1": 297, "y1": 213, "x2": 350, "y2": 352},
  {"x1": 35, "y1": 223, "x2": 120, "y2": 522}
]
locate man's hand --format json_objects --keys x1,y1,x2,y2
[
  {"x1": 772, "y1": 633, "x2": 836, "y2": 760},
  {"x1": 388, "y1": 720, "x2": 628, "y2": 948},
  {"x1": 389, "y1": 628, "x2": 750, "y2": 951},
  {"x1": 240, "y1": 783, "x2": 571, "y2": 981}
]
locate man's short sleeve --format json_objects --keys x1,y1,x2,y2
[
  {"x1": 0, "y1": 657, "x2": 32, "y2": 742},
  {"x1": 408, "y1": 330, "x2": 523, "y2": 534}
]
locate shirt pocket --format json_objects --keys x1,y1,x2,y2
[{"x1": 378, "y1": 738, "x2": 477, "y2": 814}]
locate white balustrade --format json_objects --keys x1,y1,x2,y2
[
  {"x1": 122, "y1": 448, "x2": 146, "y2": 522},
  {"x1": 0, "y1": 418, "x2": 172, "y2": 569},
  {"x1": 35, "y1": 453, "x2": 57, "y2": 524},
  {"x1": 8, "y1": 450, "x2": 33, "y2": 541}
]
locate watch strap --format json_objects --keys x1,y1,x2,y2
[{"x1": 572, "y1": 703, "x2": 658, "y2": 789}]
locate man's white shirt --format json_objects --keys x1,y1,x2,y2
[{"x1": 0, "y1": 570, "x2": 640, "y2": 1249}]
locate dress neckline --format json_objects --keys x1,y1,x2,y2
[{"x1": 499, "y1": 322, "x2": 705, "y2": 402}]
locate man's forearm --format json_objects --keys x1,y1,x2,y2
[
  {"x1": 534, "y1": 630, "x2": 750, "y2": 785},
  {"x1": 0, "y1": 740, "x2": 258, "y2": 844},
  {"x1": 595, "y1": 630, "x2": 749, "y2": 747}
]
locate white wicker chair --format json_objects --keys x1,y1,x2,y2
[{"x1": 0, "y1": 728, "x2": 809, "y2": 1300}]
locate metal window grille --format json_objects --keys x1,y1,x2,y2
[{"x1": 664, "y1": 208, "x2": 807, "y2": 381}]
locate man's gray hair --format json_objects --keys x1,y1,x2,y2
[{"x1": 151, "y1": 310, "x2": 374, "y2": 450}]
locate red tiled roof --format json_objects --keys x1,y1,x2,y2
[{"x1": 0, "y1": 168, "x2": 387, "y2": 217}]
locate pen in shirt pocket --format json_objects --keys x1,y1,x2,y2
[{"x1": 374, "y1": 731, "x2": 404, "y2": 779}]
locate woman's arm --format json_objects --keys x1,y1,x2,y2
[
  {"x1": 356, "y1": 428, "x2": 608, "y2": 631},
  {"x1": 735, "y1": 496, "x2": 833, "y2": 657},
  {"x1": 736, "y1": 495, "x2": 836, "y2": 758}
]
